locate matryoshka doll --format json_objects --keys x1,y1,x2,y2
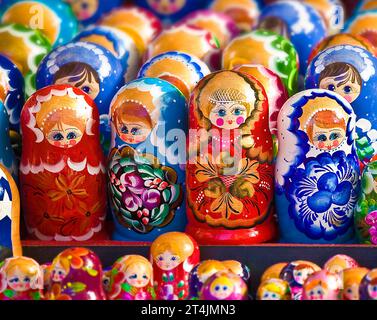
[
  {"x1": 107, "y1": 255, "x2": 155, "y2": 300},
  {"x1": 302, "y1": 270, "x2": 341, "y2": 300},
  {"x1": 19, "y1": 84, "x2": 107, "y2": 241},
  {"x1": 0, "y1": 0, "x2": 78, "y2": 47},
  {"x1": 36, "y1": 41, "x2": 124, "y2": 154},
  {"x1": 146, "y1": 25, "x2": 220, "y2": 71},
  {"x1": 258, "y1": 0, "x2": 327, "y2": 76},
  {"x1": 261, "y1": 262, "x2": 288, "y2": 283},
  {"x1": 0, "y1": 24, "x2": 51, "y2": 97},
  {"x1": 100, "y1": 6, "x2": 162, "y2": 56},
  {"x1": 108, "y1": 78, "x2": 187, "y2": 241},
  {"x1": 280, "y1": 260, "x2": 321, "y2": 300},
  {"x1": 323, "y1": 254, "x2": 359, "y2": 276},
  {"x1": 151, "y1": 232, "x2": 200, "y2": 300},
  {"x1": 222, "y1": 29, "x2": 299, "y2": 96},
  {"x1": 222, "y1": 260, "x2": 251, "y2": 284},
  {"x1": 346, "y1": 10, "x2": 377, "y2": 47},
  {"x1": 188, "y1": 260, "x2": 228, "y2": 299},
  {"x1": 305, "y1": 45, "x2": 377, "y2": 163},
  {"x1": 275, "y1": 89, "x2": 360, "y2": 244},
  {"x1": 343, "y1": 267, "x2": 369, "y2": 300},
  {"x1": 360, "y1": 269, "x2": 377, "y2": 300},
  {"x1": 199, "y1": 271, "x2": 248, "y2": 301},
  {"x1": 74, "y1": 25, "x2": 140, "y2": 83},
  {"x1": 208, "y1": 0, "x2": 261, "y2": 32},
  {"x1": 138, "y1": 51, "x2": 211, "y2": 100},
  {"x1": 64, "y1": 0, "x2": 122, "y2": 26},
  {"x1": 47, "y1": 247, "x2": 106, "y2": 300},
  {"x1": 0, "y1": 256, "x2": 43, "y2": 300},
  {"x1": 257, "y1": 278, "x2": 291, "y2": 300},
  {"x1": 186, "y1": 70, "x2": 278, "y2": 245}
]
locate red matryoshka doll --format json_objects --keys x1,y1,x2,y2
[
  {"x1": 302, "y1": 270, "x2": 342, "y2": 300},
  {"x1": 199, "y1": 271, "x2": 248, "y2": 300},
  {"x1": 343, "y1": 267, "x2": 369, "y2": 300},
  {"x1": 323, "y1": 254, "x2": 359, "y2": 276},
  {"x1": 151, "y1": 232, "x2": 200, "y2": 300},
  {"x1": 19, "y1": 84, "x2": 107, "y2": 241},
  {"x1": 0, "y1": 256, "x2": 44, "y2": 300},
  {"x1": 47, "y1": 247, "x2": 106, "y2": 300},
  {"x1": 186, "y1": 70, "x2": 277, "y2": 245},
  {"x1": 107, "y1": 255, "x2": 155, "y2": 300}
]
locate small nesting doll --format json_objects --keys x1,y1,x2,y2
[
  {"x1": 258, "y1": 1, "x2": 327, "y2": 76},
  {"x1": 199, "y1": 271, "x2": 248, "y2": 301},
  {"x1": 176, "y1": 10, "x2": 239, "y2": 50},
  {"x1": 0, "y1": 256, "x2": 43, "y2": 300},
  {"x1": 208, "y1": 0, "x2": 261, "y2": 32},
  {"x1": 20, "y1": 84, "x2": 107, "y2": 241},
  {"x1": 64, "y1": 0, "x2": 122, "y2": 26},
  {"x1": 360, "y1": 269, "x2": 377, "y2": 300},
  {"x1": 261, "y1": 263, "x2": 288, "y2": 283},
  {"x1": 343, "y1": 267, "x2": 370, "y2": 300},
  {"x1": 107, "y1": 255, "x2": 155, "y2": 300},
  {"x1": 0, "y1": 0, "x2": 78, "y2": 47},
  {"x1": 138, "y1": 51, "x2": 211, "y2": 100},
  {"x1": 108, "y1": 78, "x2": 187, "y2": 241},
  {"x1": 0, "y1": 24, "x2": 51, "y2": 97},
  {"x1": 36, "y1": 41, "x2": 124, "y2": 154},
  {"x1": 280, "y1": 260, "x2": 321, "y2": 300},
  {"x1": 47, "y1": 247, "x2": 106, "y2": 300},
  {"x1": 223, "y1": 29, "x2": 299, "y2": 96},
  {"x1": 146, "y1": 25, "x2": 220, "y2": 71},
  {"x1": 346, "y1": 10, "x2": 377, "y2": 47},
  {"x1": 222, "y1": 260, "x2": 251, "y2": 284},
  {"x1": 302, "y1": 270, "x2": 341, "y2": 300},
  {"x1": 151, "y1": 232, "x2": 200, "y2": 300},
  {"x1": 74, "y1": 25, "x2": 140, "y2": 83},
  {"x1": 323, "y1": 254, "x2": 359, "y2": 276},
  {"x1": 186, "y1": 70, "x2": 277, "y2": 245},
  {"x1": 99, "y1": 6, "x2": 162, "y2": 57},
  {"x1": 257, "y1": 278, "x2": 291, "y2": 300},
  {"x1": 135, "y1": 0, "x2": 204, "y2": 24},
  {"x1": 306, "y1": 45, "x2": 377, "y2": 163},
  {"x1": 275, "y1": 89, "x2": 360, "y2": 243}
]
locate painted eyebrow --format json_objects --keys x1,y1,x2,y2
[{"x1": 64, "y1": 128, "x2": 80, "y2": 131}]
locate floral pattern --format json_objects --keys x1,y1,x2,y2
[
  {"x1": 365, "y1": 211, "x2": 377, "y2": 244},
  {"x1": 108, "y1": 146, "x2": 183, "y2": 233},
  {"x1": 287, "y1": 152, "x2": 360, "y2": 240}
]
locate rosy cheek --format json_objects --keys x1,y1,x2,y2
[
  {"x1": 317, "y1": 141, "x2": 325, "y2": 149},
  {"x1": 54, "y1": 141, "x2": 61, "y2": 147},
  {"x1": 216, "y1": 118, "x2": 224, "y2": 127},
  {"x1": 332, "y1": 140, "x2": 339, "y2": 147},
  {"x1": 69, "y1": 140, "x2": 77, "y2": 146},
  {"x1": 236, "y1": 116, "x2": 245, "y2": 125}
]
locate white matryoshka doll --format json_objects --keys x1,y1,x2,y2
[
  {"x1": 19, "y1": 84, "x2": 107, "y2": 241},
  {"x1": 108, "y1": 78, "x2": 188, "y2": 242},
  {"x1": 186, "y1": 70, "x2": 278, "y2": 245},
  {"x1": 275, "y1": 89, "x2": 360, "y2": 244}
]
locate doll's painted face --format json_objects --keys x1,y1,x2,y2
[
  {"x1": 68, "y1": 0, "x2": 99, "y2": 21},
  {"x1": 209, "y1": 277, "x2": 233, "y2": 300},
  {"x1": 51, "y1": 263, "x2": 67, "y2": 283},
  {"x1": 54, "y1": 62, "x2": 100, "y2": 100},
  {"x1": 147, "y1": 0, "x2": 186, "y2": 15},
  {"x1": 306, "y1": 284, "x2": 326, "y2": 300},
  {"x1": 46, "y1": 122, "x2": 84, "y2": 148},
  {"x1": 125, "y1": 264, "x2": 151, "y2": 288},
  {"x1": 367, "y1": 283, "x2": 377, "y2": 300},
  {"x1": 155, "y1": 250, "x2": 181, "y2": 271},
  {"x1": 344, "y1": 283, "x2": 359, "y2": 300},
  {"x1": 319, "y1": 62, "x2": 362, "y2": 103},
  {"x1": 7, "y1": 267, "x2": 33, "y2": 292},
  {"x1": 261, "y1": 289, "x2": 281, "y2": 300},
  {"x1": 293, "y1": 266, "x2": 314, "y2": 285},
  {"x1": 208, "y1": 89, "x2": 252, "y2": 130},
  {"x1": 307, "y1": 110, "x2": 346, "y2": 150}
]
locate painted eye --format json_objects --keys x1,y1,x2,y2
[
  {"x1": 131, "y1": 127, "x2": 141, "y2": 135},
  {"x1": 158, "y1": 256, "x2": 164, "y2": 261},
  {"x1": 103, "y1": 279, "x2": 109, "y2": 285},
  {"x1": 24, "y1": 277, "x2": 30, "y2": 283},
  {"x1": 272, "y1": 293, "x2": 277, "y2": 298},
  {"x1": 317, "y1": 134, "x2": 327, "y2": 142},
  {"x1": 327, "y1": 84, "x2": 336, "y2": 91},
  {"x1": 223, "y1": 286, "x2": 228, "y2": 291},
  {"x1": 171, "y1": 256, "x2": 177, "y2": 261},
  {"x1": 347, "y1": 288, "x2": 353, "y2": 293},
  {"x1": 53, "y1": 133, "x2": 64, "y2": 141},
  {"x1": 215, "y1": 286, "x2": 220, "y2": 291},
  {"x1": 58, "y1": 271, "x2": 64, "y2": 275},
  {"x1": 67, "y1": 132, "x2": 77, "y2": 140},
  {"x1": 11, "y1": 278, "x2": 19, "y2": 283},
  {"x1": 343, "y1": 86, "x2": 352, "y2": 94},
  {"x1": 297, "y1": 272, "x2": 302, "y2": 276},
  {"x1": 217, "y1": 109, "x2": 226, "y2": 117},
  {"x1": 81, "y1": 86, "x2": 91, "y2": 94},
  {"x1": 263, "y1": 293, "x2": 269, "y2": 298},
  {"x1": 373, "y1": 286, "x2": 377, "y2": 292},
  {"x1": 329, "y1": 132, "x2": 341, "y2": 140},
  {"x1": 121, "y1": 126, "x2": 129, "y2": 134},
  {"x1": 143, "y1": 275, "x2": 148, "y2": 280},
  {"x1": 129, "y1": 274, "x2": 137, "y2": 279},
  {"x1": 310, "y1": 290, "x2": 314, "y2": 295},
  {"x1": 233, "y1": 108, "x2": 243, "y2": 116},
  {"x1": 81, "y1": 2, "x2": 89, "y2": 9},
  {"x1": 317, "y1": 290, "x2": 322, "y2": 294}
]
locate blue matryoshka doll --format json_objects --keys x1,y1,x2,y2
[
  {"x1": 258, "y1": 0, "x2": 327, "y2": 76},
  {"x1": 108, "y1": 78, "x2": 188, "y2": 242},
  {"x1": 305, "y1": 45, "x2": 377, "y2": 163},
  {"x1": 0, "y1": 0, "x2": 78, "y2": 47},
  {"x1": 74, "y1": 25, "x2": 140, "y2": 83},
  {"x1": 275, "y1": 89, "x2": 360, "y2": 244},
  {"x1": 64, "y1": 0, "x2": 123, "y2": 26},
  {"x1": 135, "y1": 0, "x2": 205, "y2": 24},
  {"x1": 36, "y1": 41, "x2": 124, "y2": 154}
]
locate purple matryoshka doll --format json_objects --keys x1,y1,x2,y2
[
  {"x1": 108, "y1": 78, "x2": 188, "y2": 242},
  {"x1": 305, "y1": 45, "x2": 377, "y2": 164},
  {"x1": 36, "y1": 41, "x2": 124, "y2": 154},
  {"x1": 302, "y1": 270, "x2": 341, "y2": 300},
  {"x1": 275, "y1": 89, "x2": 360, "y2": 244},
  {"x1": 47, "y1": 247, "x2": 106, "y2": 300},
  {"x1": 199, "y1": 271, "x2": 248, "y2": 300},
  {"x1": 360, "y1": 269, "x2": 377, "y2": 300},
  {"x1": 107, "y1": 255, "x2": 155, "y2": 300}
]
